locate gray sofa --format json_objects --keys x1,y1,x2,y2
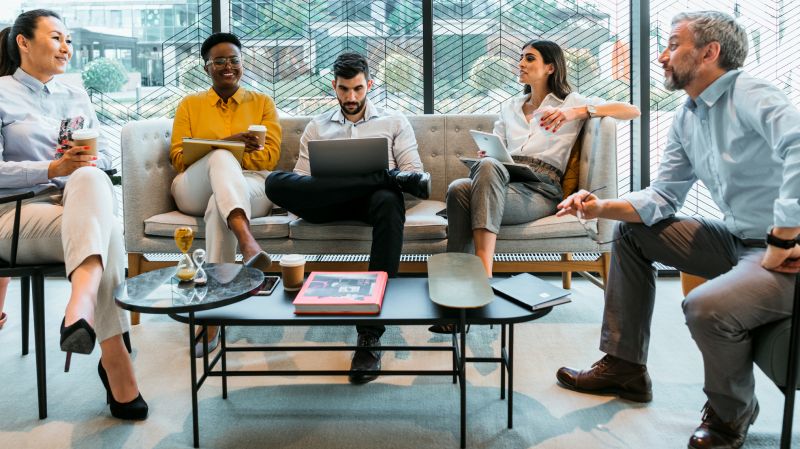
[{"x1": 122, "y1": 114, "x2": 617, "y2": 288}]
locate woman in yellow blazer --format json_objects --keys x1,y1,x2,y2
[{"x1": 170, "y1": 33, "x2": 281, "y2": 356}]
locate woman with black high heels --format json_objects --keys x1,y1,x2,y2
[{"x1": 0, "y1": 10, "x2": 146, "y2": 420}]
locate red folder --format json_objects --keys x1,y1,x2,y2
[{"x1": 292, "y1": 271, "x2": 388, "y2": 314}]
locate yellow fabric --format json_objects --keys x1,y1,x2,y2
[
  {"x1": 560, "y1": 129, "x2": 583, "y2": 199},
  {"x1": 170, "y1": 87, "x2": 282, "y2": 173}
]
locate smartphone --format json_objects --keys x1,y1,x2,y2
[{"x1": 256, "y1": 276, "x2": 280, "y2": 296}]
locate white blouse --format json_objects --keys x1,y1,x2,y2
[{"x1": 493, "y1": 92, "x2": 602, "y2": 173}]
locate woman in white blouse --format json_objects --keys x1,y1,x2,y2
[
  {"x1": 0, "y1": 10, "x2": 146, "y2": 419},
  {"x1": 446, "y1": 40, "x2": 640, "y2": 278}
]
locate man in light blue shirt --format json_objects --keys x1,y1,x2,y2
[{"x1": 553, "y1": 11, "x2": 799, "y2": 449}]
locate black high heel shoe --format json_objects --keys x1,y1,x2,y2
[
  {"x1": 98, "y1": 360, "x2": 149, "y2": 420},
  {"x1": 60, "y1": 318, "x2": 96, "y2": 354}
]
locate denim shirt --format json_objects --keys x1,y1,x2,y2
[
  {"x1": 624, "y1": 70, "x2": 800, "y2": 238},
  {"x1": 0, "y1": 68, "x2": 111, "y2": 188}
]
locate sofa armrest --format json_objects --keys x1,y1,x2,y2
[
  {"x1": 579, "y1": 116, "x2": 618, "y2": 247},
  {"x1": 121, "y1": 118, "x2": 177, "y2": 253}
]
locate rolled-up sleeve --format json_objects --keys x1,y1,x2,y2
[
  {"x1": 392, "y1": 115, "x2": 423, "y2": 172},
  {"x1": 293, "y1": 120, "x2": 317, "y2": 176},
  {"x1": 622, "y1": 121, "x2": 697, "y2": 225},
  {"x1": 0, "y1": 132, "x2": 51, "y2": 188}
]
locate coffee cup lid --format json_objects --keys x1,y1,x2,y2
[
  {"x1": 248, "y1": 124, "x2": 267, "y2": 132},
  {"x1": 72, "y1": 129, "x2": 99, "y2": 139},
  {"x1": 279, "y1": 254, "x2": 305, "y2": 267}
]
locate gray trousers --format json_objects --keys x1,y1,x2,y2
[
  {"x1": 0, "y1": 167, "x2": 128, "y2": 342},
  {"x1": 446, "y1": 158, "x2": 560, "y2": 252},
  {"x1": 602, "y1": 217, "x2": 794, "y2": 422}
]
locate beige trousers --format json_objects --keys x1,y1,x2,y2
[
  {"x1": 171, "y1": 149, "x2": 272, "y2": 264},
  {"x1": 0, "y1": 167, "x2": 128, "y2": 342}
]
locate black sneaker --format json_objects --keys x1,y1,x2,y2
[
  {"x1": 348, "y1": 333, "x2": 382, "y2": 384},
  {"x1": 389, "y1": 169, "x2": 431, "y2": 199}
]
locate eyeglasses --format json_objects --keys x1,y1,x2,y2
[{"x1": 205, "y1": 56, "x2": 242, "y2": 68}]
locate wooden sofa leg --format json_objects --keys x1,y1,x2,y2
[
  {"x1": 561, "y1": 253, "x2": 572, "y2": 289},
  {"x1": 127, "y1": 253, "x2": 143, "y2": 326},
  {"x1": 600, "y1": 253, "x2": 611, "y2": 289}
]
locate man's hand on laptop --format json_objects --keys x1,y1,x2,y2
[{"x1": 223, "y1": 132, "x2": 262, "y2": 152}]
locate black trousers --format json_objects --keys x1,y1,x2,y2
[{"x1": 265, "y1": 171, "x2": 406, "y2": 338}]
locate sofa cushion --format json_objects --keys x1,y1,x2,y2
[
  {"x1": 144, "y1": 211, "x2": 292, "y2": 239},
  {"x1": 289, "y1": 200, "x2": 447, "y2": 241},
  {"x1": 497, "y1": 214, "x2": 595, "y2": 240}
]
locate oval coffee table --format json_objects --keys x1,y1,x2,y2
[{"x1": 114, "y1": 263, "x2": 264, "y2": 448}]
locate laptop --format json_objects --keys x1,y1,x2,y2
[
  {"x1": 308, "y1": 137, "x2": 389, "y2": 177},
  {"x1": 490, "y1": 273, "x2": 571, "y2": 311}
]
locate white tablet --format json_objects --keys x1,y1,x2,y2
[{"x1": 469, "y1": 130, "x2": 514, "y2": 163}]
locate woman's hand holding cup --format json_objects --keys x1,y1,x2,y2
[{"x1": 48, "y1": 145, "x2": 98, "y2": 178}]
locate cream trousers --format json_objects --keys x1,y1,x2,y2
[
  {"x1": 171, "y1": 149, "x2": 272, "y2": 264},
  {"x1": 0, "y1": 167, "x2": 128, "y2": 342}
]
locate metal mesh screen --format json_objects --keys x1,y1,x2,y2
[
  {"x1": 229, "y1": 0, "x2": 424, "y2": 116},
  {"x1": 431, "y1": 0, "x2": 633, "y2": 195},
  {"x1": 650, "y1": 1, "x2": 800, "y2": 219}
]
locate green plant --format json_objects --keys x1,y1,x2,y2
[
  {"x1": 377, "y1": 53, "x2": 423, "y2": 95},
  {"x1": 81, "y1": 58, "x2": 128, "y2": 93},
  {"x1": 177, "y1": 57, "x2": 208, "y2": 92},
  {"x1": 468, "y1": 55, "x2": 515, "y2": 93}
]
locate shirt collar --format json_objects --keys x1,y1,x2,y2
[
  {"x1": 12, "y1": 67, "x2": 64, "y2": 94},
  {"x1": 330, "y1": 98, "x2": 380, "y2": 124},
  {"x1": 516, "y1": 92, "x2": 565, "y2": 112},
  {"x1": 693, "y1": 69, "x2": 740, "y2": 109},
  {"x1": 206, "y1": 86, "x2": 245, "y2": 106}
]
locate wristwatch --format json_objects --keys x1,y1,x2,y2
[
  {"x1": 586, "y1": 104, "x2": 598, "y2": 118},
  {"x1": 766, "y1": 226, "x2": 800, "y2": 249}
]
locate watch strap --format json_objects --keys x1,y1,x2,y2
[{"x1": 766, "y1": 227, "x2": 799, "y2": 249}]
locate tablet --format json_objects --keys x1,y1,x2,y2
[{"x1": 468, "y1": 130, "x2": 514, "y2": 163}]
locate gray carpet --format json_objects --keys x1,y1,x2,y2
[{"x1": 0, "y1": 276, "x2": 796, "y2": 449}]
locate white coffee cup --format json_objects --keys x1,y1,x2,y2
[
  {"x1": 71, "y1": 129, "x2": 100, "y2": 156},
  {"x1": 248, "y1": 124, "x2": 267, "y2": 148},
  {"x1": 279, "y1": 254, "x2": 306, "y2": 291}
]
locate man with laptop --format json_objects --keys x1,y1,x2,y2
[{"x1": 265, "y1": 52, "x2": 430, "y2": 384}]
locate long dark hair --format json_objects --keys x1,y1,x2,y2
[
  {"x1": 0, "y1": 9, "x2": 61, "y2": 76},
  {"x1": 521, "y1": 40, "x2": 572, "y2": 100}
]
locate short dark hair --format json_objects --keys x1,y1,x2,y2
[
  {"x1": 200, "y1": 33, "x2": 241, "y2": 62},
  {"x1": 333, "y1": 52, "x2": 369, "y2": 80}
]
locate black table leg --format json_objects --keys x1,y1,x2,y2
[
  {"x1": 460, "y1": 309, "x2": 467, "y2": 449},
  {"x1": 202, "y1": 325, "x2": 209, "y2": 375},
  {"x1": 188, "y1": 312, "x2": 199, "y2": 448},
  {"x1": 500, "y1": 324, "x2": 506, "y2": 400},
  {"x1": 21, "y1": 275, "x2": 30, "y2": 356},
  {"x1": 508, "y1": 323, "x2": 514, "y2": 429},
  {"x1": 221, "y1": 326, "x2": 228, "y2": 400}
]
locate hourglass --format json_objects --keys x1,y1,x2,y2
[
  {"x1": 192, "y1": 248, "x2": 207, "y2": 285},
  {"x1": 174, "y1": 226, "x2": 197, "y2": 281}
]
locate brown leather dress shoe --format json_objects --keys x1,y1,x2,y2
[
  {"x1": 688, "y1": 401, "x2": 759, "y2": 449},
  {"x1": 556, "y1": 354, "x2": 652, "y2": 402}
]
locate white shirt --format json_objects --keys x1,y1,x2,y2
[
  {"x1": 493, "y1": 92, "x2": 602, "y2": 173},
  {"x1": 293, "y1": 98, "x2": 423, "y2": 176}
]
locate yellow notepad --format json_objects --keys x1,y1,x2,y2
[{"x1": 181, "y1": 138, "x2": 245, "y2": 167}]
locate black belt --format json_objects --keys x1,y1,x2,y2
[{"x1": 738, "y1": 238, "x2": 766, "y2": 248}]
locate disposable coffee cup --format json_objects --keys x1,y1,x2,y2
[
  {"x1": 279, "y1": 254, "x2": 305, "y2": 291},
  {"x1": 248, "y1": 124, "x2": 267, "y2": 149},
  {"x1": 71, "y1": 129, "x2": 99, "y2": 156}
]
